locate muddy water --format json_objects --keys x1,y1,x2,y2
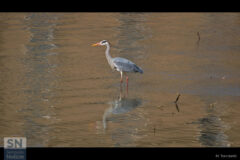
[{"x1": 0, "y1": 12, "x2": 239, "y2": 147}]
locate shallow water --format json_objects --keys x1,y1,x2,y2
[{"x1": 0, "y1": 12, "x2": 240, "y2": 147}]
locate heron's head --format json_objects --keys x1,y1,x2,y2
[{"x1": 92, "y1": 40, "x2": 109, "y2": 46}]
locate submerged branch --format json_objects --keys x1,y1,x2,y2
[
  {"x1": 196, "y1": 32, "x2": 201, "y2": 47},
  {"x1": 197, "y1": 32, "x2": 200, "y2": 41},
  {"x1": 174, "y1": 93, "x2": 181, "y2": 112},
  {"x1": 174, "y1": 93, "x2": 181, "y2": 103}
]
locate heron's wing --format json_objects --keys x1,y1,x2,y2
[
  {"x1": 112, "y1": 57, "x2": 135, "y2": 72},
  {"x1": 112, "y1": 57, "x2": 143, "y2": 73}
]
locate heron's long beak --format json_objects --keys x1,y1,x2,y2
[{"x1": 92, "y1": 43, "x2": 101, "y2": 46}]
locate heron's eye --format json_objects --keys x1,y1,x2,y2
[{"x1": 101, "y1": 40, "x2": 107, "y2": 43}]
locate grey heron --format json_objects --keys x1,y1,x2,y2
[{"x1": 92, "y1": 40, "x2": 143, "y2": 87}]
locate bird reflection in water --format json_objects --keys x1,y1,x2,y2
[{"x1": 102, "y1": 85, "x2": 142, "y2": 130}]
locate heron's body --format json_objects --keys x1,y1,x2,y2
[
  {"x1": 92, "y1": 40, "x2": 143, "y2": 86},
  {"x1": 112, "y1": 57, "x2": 143, "y2": 73}
]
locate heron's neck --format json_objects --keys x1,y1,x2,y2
[{"x1": 105, "y1": 43, "x2": 112, "y2": 60}]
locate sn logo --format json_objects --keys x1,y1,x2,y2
[{"x1": 4, "y1": 137, "x2": 27, "y2": 149}]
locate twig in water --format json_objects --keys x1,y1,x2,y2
[
  {"x1": 174, "y1": 93, "x2": 181, "y2": 112},
  {"x1": 196, "y1": 32, "x2": 201, "y2": 47},
  {"x1": 175, "y1": 103, "x2": 180, "y2": 112},
  {"x1": 174, "y1": 93, "x2": 181, "y2": 103},
  {"x1": 197, "y1": 32, "x2": 201, "y2": 41}
]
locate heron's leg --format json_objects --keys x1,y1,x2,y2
[
  {"x1": 120, "y1": 71, "x2": 123, "y2": 83},
  {"x1": 123, "y1": 72, "x2": 128, "y2": 95},
  {"x1": 126, "y1": 76, "x2": 129, "y2": 94},
  {"x1": 123, "y1": 72, "x2": 128, "y2": 85},
  {"x1": 119, "y1": 84, "x2": 123, "y2": 99}
]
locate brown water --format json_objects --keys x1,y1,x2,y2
[{"x1": 0, "y1": 12, "x2": 240, "y2": 147}]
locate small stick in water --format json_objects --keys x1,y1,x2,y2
[
  {"x1": 175, "y1": 103, "x2": 180, "y2": 112},
  {"x1": 196, "y1": 32, "x2": 201, "y2": 47},
  {"x1": 197, "y1": 32, "x2": 200, "y2": 41},
  {"x1": 174, "y1": 93, "x2": 181, "y2": 103}
]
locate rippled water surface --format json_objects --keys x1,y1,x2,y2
[{"x1": 0, "y1": 12, "x2": 240, "y2": 147}]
